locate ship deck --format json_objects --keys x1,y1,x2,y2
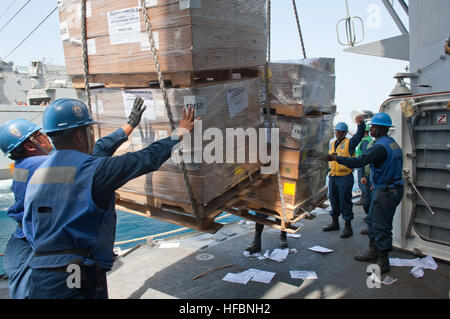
[{"x1": 0, "y1": 204, "x2": 448, "y2": 299}]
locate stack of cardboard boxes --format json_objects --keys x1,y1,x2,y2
[
  {"x1": 245, "y1": 59, "x2": 336, "y2": 216},
  {"x1": 58, "y1": 0, "x2": 268, "y2": 220}
]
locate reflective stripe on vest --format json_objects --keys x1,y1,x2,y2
[
  {"x1": 12, "y1": 167, "x2": 29, "y2": 183},
  {"x1": 29, "y1": 166, "x2": 76, "y2": 184},
  {"x1": 24, "y1": 150, "x2": 116, "y2": 270},
  {"x1": 8, "y1": 156, "x2": 47, "y2": 239},
  {"x1": 329, "y1": 138, "x2": 354, "y2": 176}
]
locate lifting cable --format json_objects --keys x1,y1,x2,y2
[
  {"x1": 81, "y1": 0, "x2": 92, "y2": 114},
  {"x1": 291, "y1": 0, "x2": 307, "y2": 59},
  {"x1": 263, "y1": 0, "x2": 288, "y2": 226},
  {"x1": 0, "y1": 0, "x2": 32, "y2": 33},
  {"x1": 139, "y1": 0, "x2": 200, "y2": 220}
]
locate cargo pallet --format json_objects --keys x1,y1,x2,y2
[
  {"x1": 115, "y1": 167, "x2": 328, "y2": 234},
  {"x1": 71, "y1": 68, "x2": 261, "y2": 89}
]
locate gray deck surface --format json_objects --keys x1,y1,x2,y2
[
  {"x1": 107, "y1": 205, "x2": 449, "y2": 299},
  {"x1": 1, "y1": 205, "x2": 448, "y2": 299}
]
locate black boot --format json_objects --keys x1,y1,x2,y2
[
  {"x1": 280, "y1": 231, "x2": 288, "y2": 249},
  {"x1": 354, "y1": 240, "x2": 378, "y2": 262},
  {"x1": 322, "y1": 217, "x2": 340, "y2": 232},
  {"x1": 377, "y1": 250, "x2": 390, "y2": 274},
  {"x1": 245, "y1": 223, "x2": 264, "y2": 254},
  {"x1": 340, "y1": 220, "x2": 353, "y2": 238}
]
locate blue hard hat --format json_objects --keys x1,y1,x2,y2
[
  {"x1": 368, "y1": 112, "x2": 394, "y2": 127},
  {"x1": 42, "y1": 98, "x2": 97, "y2": 134},
  {"x1": 335, "y1": 122, "x2": 348, "y2": 132},
  {"x1": 0, "y1": 119, "x2": 41, "y2": 155}
]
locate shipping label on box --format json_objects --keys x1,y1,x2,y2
[
  {"x1": 60, "y1": 21, "x2": 70, "y2": 41},
  {"x1": 291, "y1": 124, "x2": 306, "y2": 140},
  {"x1": 179, "y1": 0, "x2": 202, "y2": 10},
  {"x1": 107, "y1": 7, "x2": 141, "y2": 45},
  {"x1": 184, "y1": 95, "x2": 206, "y2": 117},
  {"x1": 226, "y1": 85, "x2": 249, "y2": 119},
  {"x1": 122, "y1": 89, "x2": 156, "y2": 121}
]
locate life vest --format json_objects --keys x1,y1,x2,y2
[
  {"x1": 23, "y1": 150, "x2": 117, "y2": 270},
  {"x1": 329, "y1": 138, "x2": 354, "y2": 176},
  {"x1": 370, "y1": 136, "x2": 404, "y2": 189},
  {"x1": 7, "y1": 156, "x2": 47, "y2": 239}
]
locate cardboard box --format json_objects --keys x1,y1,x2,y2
[{"x1": 58, "y1": 0, "x2": 267, "y2": 75}]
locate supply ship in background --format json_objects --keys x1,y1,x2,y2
[{"x1": 0, "y1": 0, "x2": 449, "y2": 299}]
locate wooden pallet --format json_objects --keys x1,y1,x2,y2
[
  {"x1": 268, "y1": 104, "x2": 303, "y2": 118},
  {"x1": 114, "y1": 167, "x2": 263, "y2": 233},
  {"x1": 71, "y1": 68, "x2": 261, "y2": 89}
]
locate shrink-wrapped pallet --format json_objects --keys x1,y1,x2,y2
[
  {"x1": 58, "y1": 0, "x2": 267, "y2": 75},
  {"x1": 84, "y1": 77, "x2": 264, "y2": 214},
  {"x1": 248, "y1": 113, "x2": 335, "y2": 210},
  {"x1": 268, "y1": 59, "x2": 336, "y2": 117}
]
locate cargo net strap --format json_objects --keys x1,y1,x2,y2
[
  {"x1": 264, "y1": 0, "x2": 288, "y2": 225},
  {"x1": 81, "y1": 0, "x2": 92, "y2": 113},
  {"x1": 140, "y1": 0, "x2": 200, "y2": 220}
]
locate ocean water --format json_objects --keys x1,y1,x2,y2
[{"x1": 0, "y1": 182, "x2": 241, "y2": 275}]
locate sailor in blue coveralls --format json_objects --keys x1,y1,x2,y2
[
  {"x1": 22, "y1": 98, "x2": 194, "y2": 299},
  {"x1": 0, "y1": 98, "x2": 146, "y2": 298},
  {"x1": 328, "y1": 113, "x2": 404, "y2": 274}
]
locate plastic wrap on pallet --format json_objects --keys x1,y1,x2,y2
[
  {"x1": 268, "y1": 59, "x2": 336, "y2": 115},
  {"x1": 82, "y1": 77, "x2": 264, "y2": 210},
  {"x1": 251, "y1": 113, "x2": 335, "y2": 209},
  {"x1": 58, "y1": 0, "x2": 267, "y2": 75}
]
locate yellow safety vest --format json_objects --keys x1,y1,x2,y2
[{"x1": 329, "y1": 138, "x2": 354, "y2": 176}]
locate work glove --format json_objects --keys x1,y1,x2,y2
[{"x1": 127, "y1": 97, "x2": 147, "y2": 128}]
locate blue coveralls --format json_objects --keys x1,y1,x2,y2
[
  {"x1": 357, "y1": 139, "x2": 372, "y2": 215},
  {"x1": 336, "y1": 135, "x2": 404, "y2": 251},
  {"x1": 4, "y1": 128, "x2": 128, "y2": 299},
  {"x1": 328, "y1": 122, "x2": 365, "y2": 221},
  {"x1": 22, "y1": 136, "x2": 178, "y2": 299}
]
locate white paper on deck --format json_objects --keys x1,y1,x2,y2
[
  {"x1": 308, "y1": 246, "x2": 334, "y2": 253},
  {"x1": 122, "y1": 89, "x2": 156, "y2": 121},
  {"x1": 222, "y1": 273, "x2": 252, "y2": 285},
  {"x1": 158, "y1": 242, "x2": 180, "y2": 248},
  {"x1": 290, "y1": 271, "x2": 318, "y2": 280},
  {"x1": 239, "y1": 269, "x2": 276, "y2": 284},
  {"x1": 264, "y1": 248, "x2": 289, "y2": 262}
]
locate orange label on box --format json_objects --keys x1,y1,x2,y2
[{"x1": 283, "y1": 182, "x2": 296, "y2": 195}]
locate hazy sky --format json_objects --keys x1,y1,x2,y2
[{"x1": 0, "y1": 0, "x2": 409, "y2": 131}]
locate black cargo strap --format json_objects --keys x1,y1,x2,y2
[{"x1": 34, "y1": 249, "x2": 104, "y2": 291}]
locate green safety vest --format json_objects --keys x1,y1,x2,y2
[{"x1": 355, "y1": 135, "x2": 373, "y2": 157}]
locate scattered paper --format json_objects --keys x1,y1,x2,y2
[
  {"x1": 238, "y1": 269, "x2": 276, "y2": 284},
  {"x1": 389, "y1": 254, "x2": 438, "y2": 278},
  {"x1": 222, "y1": 273, "x2": 251, "y2": 285},
  {"x1": 158, "y1": 242, "x2": 180, "y2": 249},
  {"x1": 410, "y1": 266, "x2": 424, "y2": 278},
  {"x1": 308, "y1": 246, "x2": 334, "y2": 253},
  {"x1": 368, "y1": 273, "x2": 398, "y2": 285},
  {"x1": 243, "y1": 251, "x2": 266, "y2": 260},
  {"x1": 290, "y1": 271, "x2": 318, "y2": 280},
  {"x1": 264, "y1": 248, "x2": 289, "y2": 262}
]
